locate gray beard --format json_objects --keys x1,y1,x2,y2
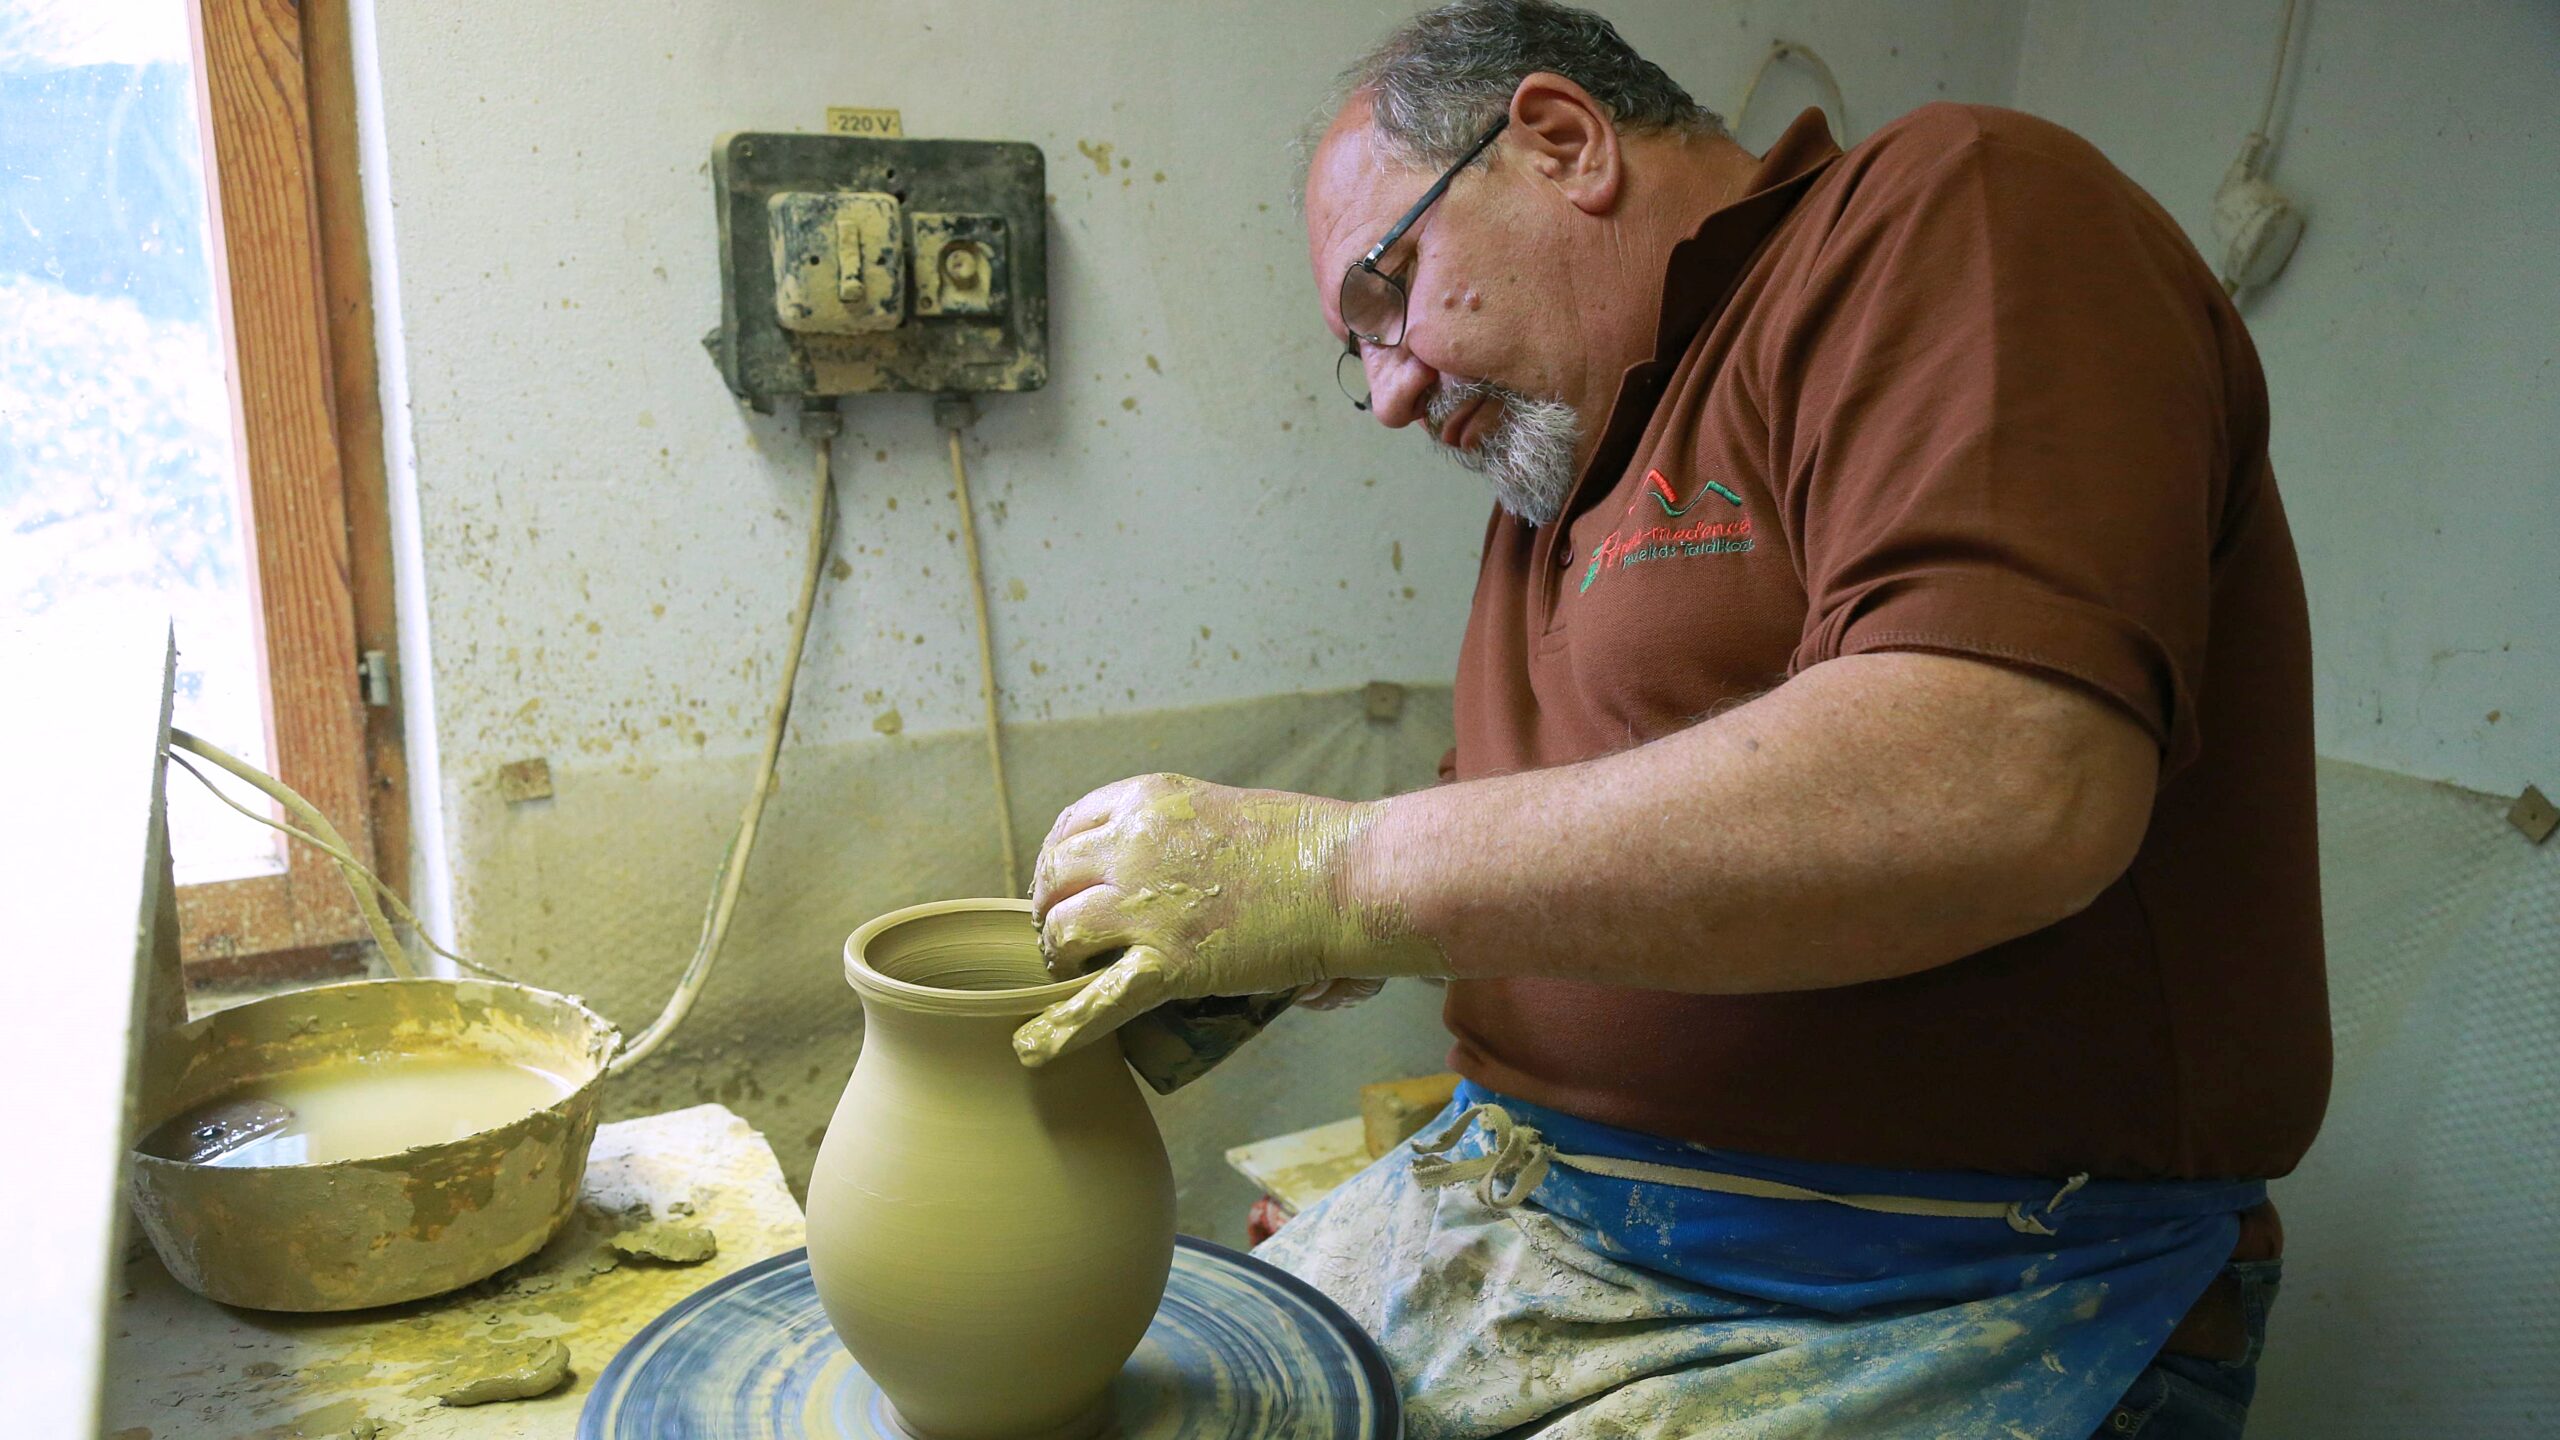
[{"x1": 1422, "y1": 379, "x2": 1582, "y2": 528}]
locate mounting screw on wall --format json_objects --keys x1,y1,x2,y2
[
  {"x1": 497, "y1": 758, "x2": 554, "y2": 806},
  {"x1": 2508, "y1": 784, "x2": 2557, "y2": 845},
  {"x1": 1363, "y1": 681, "x2": 1408, "y2": 724}
]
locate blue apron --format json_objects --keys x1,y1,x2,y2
[{"x1": 1260, "y1": 1080, "x2": 2260, "y2": 1439}]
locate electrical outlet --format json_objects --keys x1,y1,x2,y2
[
  {"x1": 912, "y1": 213, "x2": 1009, "y2": 319},
  {"x1": 708, "y1": 133, "x2": 1047, "y2": 409}
]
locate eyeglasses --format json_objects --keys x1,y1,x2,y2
[{"x1": 1334, "y1": 116, "x2": 1509, "y2": 411}]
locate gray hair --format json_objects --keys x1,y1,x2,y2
[{"x1": 1318, "y1": 0, "x2": 1724, "y2": 176}]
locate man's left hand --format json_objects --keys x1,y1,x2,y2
[{"x1": 1014, "y1": 773, "x2": 1449, "y2": 1067}]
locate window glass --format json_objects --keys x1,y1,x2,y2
[{"x1": 0, "y1": 0, "x2": 280, "y2": 883}]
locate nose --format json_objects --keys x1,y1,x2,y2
[{"x1": 1362, "y1": 342, "x2": 1434, "y2": 429}]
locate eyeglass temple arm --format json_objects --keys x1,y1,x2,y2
[{"x1": 1356, "y1": 115, "x2": 1510, "y2": 271}]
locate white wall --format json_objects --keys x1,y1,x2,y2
[
  {"x1": 2278, "y1": 758, "x2": 2557, "y2": 1439},
  {"x1": 2011, "y1": 5, "x2": 2560, "y2": 1435},
  {"x1": 2012, "y1": 0, "x2": 2559, "y2": 797}
]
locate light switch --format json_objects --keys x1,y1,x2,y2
[{"x1": 768, "y1": 190, "x2": 904, "y2": 334}]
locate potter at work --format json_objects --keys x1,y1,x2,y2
[
  {"x1": 1018, "y1": 3, "x2": 2329, "y2": 1436},
  {"x1": 20, "y1": 0, "x2": 2553, "y2": 1434}
]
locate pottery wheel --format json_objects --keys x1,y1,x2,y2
[{"x1": 578, "y1": 1235, "x2": 1400, "y2": 1439}]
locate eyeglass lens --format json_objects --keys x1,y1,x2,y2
[
  {"x1": 1340, "y1": 264, "x2": 1407, "y2": 348},
  {"x1": 1337, "y1": 266, "x2": 1406, "y2": 408}
]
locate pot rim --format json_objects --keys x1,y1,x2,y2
[{"x1": 843, "y1": 898, "x2": 1095, "y2": 1016}]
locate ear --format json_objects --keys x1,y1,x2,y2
[{"x1": 1506, "y1": 71, "x2": 1623, "y2": 215}]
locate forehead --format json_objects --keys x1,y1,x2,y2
[{"x1": 1303, "y1": 107, "x2": 1433, "y2": 281}]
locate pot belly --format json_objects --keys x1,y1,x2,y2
[{"x1": 807, "y1": 1064, "x2": 1175, "y2": 1440}]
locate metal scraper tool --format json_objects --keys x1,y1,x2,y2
[
  {"x1": 138, "y1": 1095, "x2": 296, "y2": 1165},
  {"x1": 1039, "y1": 926, "x2": 1300, "y2": 1095},
  {"x1": 1117, "y1": 990, "x2": 1301, "y2": 1094}
]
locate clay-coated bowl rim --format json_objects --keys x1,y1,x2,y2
[
  {"x1": 844, "y1": 898, "x2": 1095, "y2": 1016},
  {"x1": 129, "y1": 976, "x2": 620, "y2": 1174}
]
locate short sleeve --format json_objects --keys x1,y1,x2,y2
[{"x1": 1775, "y1": 115, "x2": 2231, "y2": 776}]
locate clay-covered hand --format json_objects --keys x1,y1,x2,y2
[{"x1": 1014, "y1": 773, "x2": 1450, "y2": 1066}]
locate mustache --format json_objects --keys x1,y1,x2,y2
[{"x1": 1423, "y1": 377, "x2": 1518, "y2": 439}]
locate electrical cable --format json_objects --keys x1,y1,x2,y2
[
  {"x1": 2219, "y1": 0, "x2": 2307, "y2": 298},
  {"x1": 945, "y1": 424, "x2": 1022, "y2": 895},
  {"x1": 619, "y1": 422, "x2": 839, "y2": 1069},
  {"x1": 1733, "y1": 39, "x2": 1850, "y2": 145},
  {"x1": 163, "y1": 425, "x2": 842, "y2": 1069},
  {"x1": 162, "y1": 745, "x2": 524, "y2": 984},
  {"x1": 162, "y1": 728, "x2": 419, "y2": 978},
  {"x1": 2253, "y1": 0, "x2": 2301, "y2": 142}
]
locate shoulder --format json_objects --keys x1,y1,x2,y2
[
  {"x1": 1799, "y1": 103, "x2": 2168, "y2": 255},
  {"x1": 1849, "y1": 102, "x2": 2119, "y2": 181}
]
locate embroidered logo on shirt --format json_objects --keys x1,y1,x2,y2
[
  {"x1": 1580, "y1": 469, "x2": 1753, "y2": 594},
  {"x1": 1633, "y1": 467, "x2": 1745, "y2": 518}
]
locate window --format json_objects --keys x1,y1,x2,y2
[{"x1": 1, "y1": 0, "x2": 404, "y2": 973}]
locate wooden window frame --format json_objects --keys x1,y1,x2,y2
[{"x1": 176, "y1": 0, "x2": 407, "y2": 978}]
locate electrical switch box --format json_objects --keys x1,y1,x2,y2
[{"x1": 708, "y1": 133, "x2": 1046, "y2": 408}]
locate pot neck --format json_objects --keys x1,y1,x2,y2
[{"x1": 844, "y1": 899, "x2": 1091, "y2": 1020}]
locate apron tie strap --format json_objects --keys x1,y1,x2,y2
[
  {"x1": 1410, "y1": 1103, "x2": 1555, "y2": 1210},
  {"x1": 1408, "y1": 1103, "x2": 2094, "y2": 1233}
]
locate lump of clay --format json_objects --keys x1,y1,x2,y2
[
  {"x1": 606, "y1": 1221, "x2": 717, "y2": 1265},
  {"x1": 435, "y1": 1337, "x2": 572, "y2": 1406}
]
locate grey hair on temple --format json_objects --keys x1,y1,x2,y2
[{"x1": 1329, "y1": 0, "x2": 1725, "y2": 172}]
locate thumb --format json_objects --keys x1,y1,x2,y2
[
  {"x1": 1014, "y1": 944, "x2": 1180, "y2": 1068},
  {"x1": 1295, "y1": 976, "x2": 1383, "y2": 1011}
]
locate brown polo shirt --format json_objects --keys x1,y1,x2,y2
[{"x1": 1441, "y1": 105, "x2": 2331, "y2": 1183}]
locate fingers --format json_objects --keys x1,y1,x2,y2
[
  {"x1": 1040, "y1": 793, "x2": 1109, "y2": 866},
  {"x1": 1033, "y1": 770, "x2": 1214, "y2": 921},
  {"x1": 1038, "y1": 885, "x2": 1138, "y2": 974},
  {"x1": 1039, "y1": 773, "x2": 1169, "y2": 866},
  {"x1": 1030, "y1": 822, "x2": 1113, "y2": 920},
  {"x1": 1014, "y1": 944, "x2": 1183, "y2": 1067}
]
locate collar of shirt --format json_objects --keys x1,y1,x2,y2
[{"x1": 1558, "y1": 106, "x2": 1844, "y2": 531}]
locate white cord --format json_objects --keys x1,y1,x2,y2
[
  {"x1": 163, "y1": 744, "x2": 522, "y2": 983},
  {"x1": 2220, "y1": 0, "x2": 2306, "y2": 298},
  {"x1": 1733, "y1": 39, "x2": 1850, "y2": 145},
  {"x1": 163, "y1": 729, "x2": 420, "y2": 978},
  {"x1": 946, "y1": 426, "x2": 1021, "y2": 895},
  {"x1": 619, "y1": 426, "x2": 839, "y2": 1070},
  {"x1": 2253, "y1": 0, "x2": 2301, "y2": 141}
]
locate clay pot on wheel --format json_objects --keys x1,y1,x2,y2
[{"x1": 809, "y1": 899, "x2": 1177, "y2": 1440}]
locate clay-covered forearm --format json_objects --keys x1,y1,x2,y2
[{"x1": 1341, "y1": 651, "x2": 2158, "y2": 994}]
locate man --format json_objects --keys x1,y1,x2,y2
[{"x1": 1016, "y1": 2, "x2": 2328, "y2": 1435}]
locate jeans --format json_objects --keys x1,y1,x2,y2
[{"x1": 2092, "y1": 1260, "x2": 2282, "y2": 1438}]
